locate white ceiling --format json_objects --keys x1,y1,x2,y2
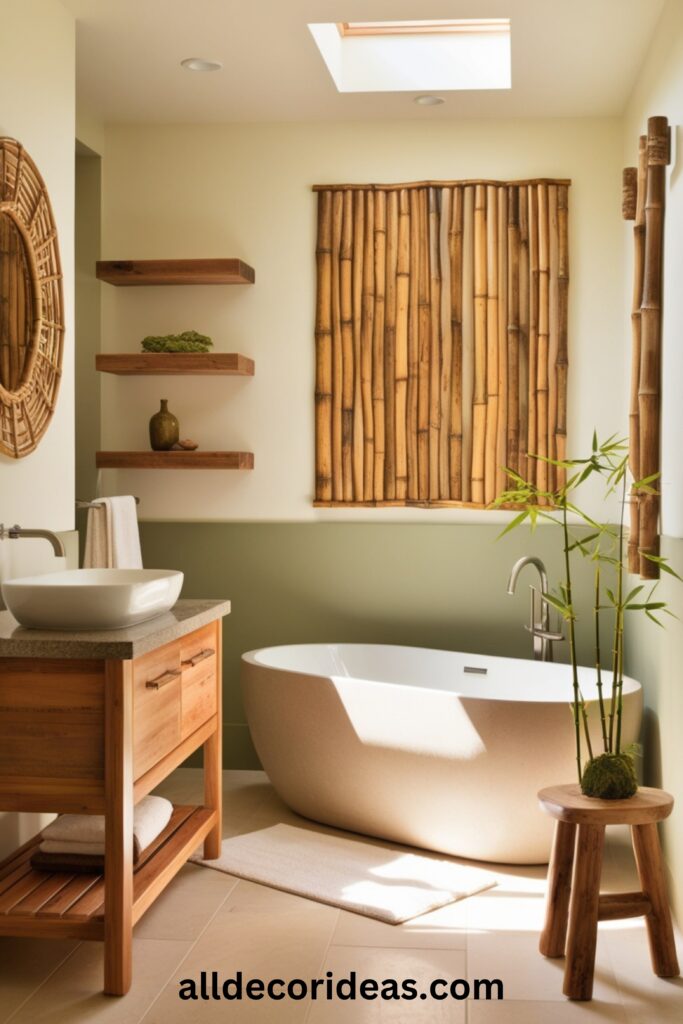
[{"x1": 61, "y1": 0, "x2": 666, "y2": 123}]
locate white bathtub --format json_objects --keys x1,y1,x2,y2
[{"x1": 241, "y1": 644, "x2": 643, "y2": 864}]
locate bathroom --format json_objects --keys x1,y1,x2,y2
[{"x1": 1, "y1": 0, "x2": 683, "y2": 1020}]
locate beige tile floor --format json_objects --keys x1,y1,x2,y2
[{"x1": 1, "y1": 769, "x2": 682, "y2": 1023}]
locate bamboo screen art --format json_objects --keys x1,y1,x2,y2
[
  {"x1": 313, "y1": 179, "x2": 569, "y2": 507},
  {"x1": 622, "y1": 116, "x2": 670, "y2": 580}
]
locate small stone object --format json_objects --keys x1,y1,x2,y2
[
  {"x1": 149, "y1": 399, "x2": 180, "y2": 451},
  {"x1": 171, "y1": 439, "x2": 198, "y2": 451},
  {"x1": 581, "y1": 753, "x2": 638, "y2": 800},
  {"x1": 142, "y1": 330, "x2": 212, "y2": 353}
]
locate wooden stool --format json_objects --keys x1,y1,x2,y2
[{"x1": 538, "y1": 784, "x2": 679, "y2": 1001}]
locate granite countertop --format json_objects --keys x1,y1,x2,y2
[{"x1": 0, "y1": 599, "x2": 230, "y2": 661}]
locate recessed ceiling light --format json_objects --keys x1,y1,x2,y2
[
  {"x1": 181, "y1": 57, "x2": 223, "y2": 72},
  {"x1": 414, "y1": 95, "x2": 445, "y2": 106}
]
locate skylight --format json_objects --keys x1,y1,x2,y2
[
  {"x1": 309, "y1": 18, "x2": 511, "y2": 94},
  {"x1": 337, "y1": 20, "x2": 510, "y2": 38}
]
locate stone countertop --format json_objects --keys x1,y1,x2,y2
[{"x1": 0, "y1": 599, "x2": 230, "y2": 661}]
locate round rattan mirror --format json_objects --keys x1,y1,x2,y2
[{"x1": 0, "y1": 138, "x2": 64, "y2": 458}]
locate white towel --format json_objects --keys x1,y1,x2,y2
[
  {"x1": 40, "y1": 794, "x2": 172, "y2": 861},
  {"x1": 84, "y1": 495, "x2": 143, "y2": 569}
]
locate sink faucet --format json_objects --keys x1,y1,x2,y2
[
  {"x1": 0, "y1": 523, "x2": 65, "y2": 558},
  {"x1": 507, "y1": 556, "x2": 563, "y2": 662}
]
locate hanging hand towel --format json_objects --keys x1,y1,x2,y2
[{"x1": 83, "y1": 495, "x2": 143, "y2": 569}]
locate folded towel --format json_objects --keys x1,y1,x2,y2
[
  {"x1": 41, "y1": 794, "x2": 172, "y2": 862},
  {"x1": 84, "y1": 495, "x2": 143, "y2": 569}
]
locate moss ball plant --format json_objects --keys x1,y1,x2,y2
[{"x1": 581, "y1": 753, "x2": 638, "y2": 800}]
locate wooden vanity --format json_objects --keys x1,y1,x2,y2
[{"x1": 0, "y1": 599, "x2": 229, "y2": 996}]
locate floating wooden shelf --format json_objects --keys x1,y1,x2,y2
[
  {"x1": 96, "y1": 259, "x2": 255, "y2": 286},
  {"x1": 96, "y1": 450, "x2": 254, "y2": 470},
  {"x1": 0, "y1": 806, "x2": 214, "y2": 940},
  {"x1": 96, "y1": 353, "x2": 255, "y2": 376}
]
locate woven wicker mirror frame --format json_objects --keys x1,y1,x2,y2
[{"x1": 0, "y1": 138, "x2": 64, "y2": 458}]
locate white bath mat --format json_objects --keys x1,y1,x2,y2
[{"x1": 191, "y1": 823, "x2": 496, "y2": 924}]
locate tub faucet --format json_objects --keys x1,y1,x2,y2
[
  {"x1": 507, "y1": 556, "x2": 564, "y2": 662},
  {"x1": 0, "y1": 523, "x2": 65, "y2": 558}
]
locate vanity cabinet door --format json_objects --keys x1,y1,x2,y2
[
  {"x1": 180, "y1": 623, "x2": 218, "y2": 739},
  {"x1": 133, "y1": 640, "x2": 182, "y2": 779}
]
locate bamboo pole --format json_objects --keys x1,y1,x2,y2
[
  {"x1": 438, "y1": 187, "x2": 452, "y2": 499},
  {"x1": 556, "y1": 184, "x2": 569, "y2": 488},
  {"x1": 484, "y1": 185, "x2": 499, "y2": 504},
  {"x1": 548, "y1": 185, "x2": 559, "y2": 492},
  {"x1": 417, "y1": 188, "x2": 430, "y2": 500},
  {"x1": 361, "y1": 190, "x2": 375, "y2": 500},
  {"x1": 313, "y1": 178, "x2": 572, "y2": 192},
  {"x1": 373, "y1": 190, "x2": 387, "y2": 500},
  {"x1": 536, "y1": 182, "x2": 550, "y2": 494},
  {"x1": 496, "y1": 186, "x2": 509, "y2": 495},
  {"x1": 626, "y1": 138, "x2": 647, "y2": 572},
  {"x1": 461, "y1": 186, "x2": 475, "y2": 503},
  {"x1": 331, "y1": 191, "x2": 344, "y2": 500},
  {"x1": 518, "y1": 186, "x2": 530, "y2": 482},
  {"x1": 352, "y1": 189, "x2": 365, "y2": 499},
  {"x1": 384, "y1": 190, "x2": 398, "y2": 499},
  {"x1": 429, "y1": 187, "x2": 443, "y2": 500},
  {"x1": 395, "y1": 188, "x2": 410, "y2": 499},
  {"x1": 407, "y1": 189, "x2": 419, "y2": 499},
  {"x1": 527, "y1": 185, "x2": 539, "y2": 485},
  {"x1": 507, "y1": 186, "x2": 520, "y2": 479},
  {"x1": 449, "y1": 187, "x2": 464, "y2": 500},
  {"x1": 340, "y1": 190, "x2": 354, "y2": 502},
  {"x1": 471, "y1": 184, "x2": 487, "y2": 503},
  {"x1": 639, "y1": 116, "x2": 669, "y2": 579},
  {"x1": 314, "y1": 190, "x2": 333, "y2": 500}
]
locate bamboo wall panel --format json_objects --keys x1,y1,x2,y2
[
  {"x1": 313, "y1": 179, "x2": 570, "y2": 506},
  {"x1": 623, "y1": 116, "x2": 670, "y2": 579}
]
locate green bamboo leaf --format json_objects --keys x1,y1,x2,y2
[
  {"x1": 634, "y1": 471, "x2": 661, "y2": 488},
  {"x1": 497, "y1": 510, "x2": 529, "y2": 539},
  {"x1": 623, "y1": 585, "x2": 644, "y2": 605},
  {"x1": 646, "y1": 610, "x2": 664, "y2": 627},
  {"x1": 641, "y1": 553, "x2": 683, "y2": 581},
  {"x1": 592, "y1": 430, "x2": 598, "y2": 452},
  {"x1": 543, "y1": 591, "x2": 573, "y2": 620}
]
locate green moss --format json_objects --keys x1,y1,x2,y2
[
  {"x1": 141, "y1": 330, "x2": 212, "y2": 353},
  {"x1": 581, "y1": 753, "x2": 638, "y2": 800}
]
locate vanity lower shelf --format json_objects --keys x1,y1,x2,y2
[{"x1": 0, "y1": 804, "x2": 215, "y2": 940}]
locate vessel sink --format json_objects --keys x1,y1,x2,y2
[{"x1": 1, "y1": 569, "x2": 184, "y2": 630}]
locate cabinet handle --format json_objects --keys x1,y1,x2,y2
[
  {"x1": 145, "y1": 668, "x2": 181, "y2": 690},
  {"x1": 181, "y1": 647, "x2": 215, "y2": 669}
]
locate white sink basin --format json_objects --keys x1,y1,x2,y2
[{"x1": 1, "y1": 569, "x2": 184, "y2": 630}]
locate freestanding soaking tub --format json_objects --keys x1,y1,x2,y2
[{"x1": 241, "y1": 644, "x2": 643, "y2": 864}]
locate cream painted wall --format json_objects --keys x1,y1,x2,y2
[
  {"x1": 0, "y1": 0, "x2": 76, "y2": 858},
  {"x1": 624, "y1": 0, "x2": 683, "y2": 540},
  {"x1": 622, "y1": 0, "x2": 683, "y2": 923},
  {"x1": 0, "y1": 0, "x2": 75, "y2": 535},
  {"x1": 99, "y1": 117, "x2": 625, "y2": 522}
]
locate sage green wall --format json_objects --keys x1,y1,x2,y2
[
  {"x1": 624, "y1": 535, "x2": 683, "y2": 921},
  {"x1": 139, "y1": 521, "x2": 616, "y2": 770}
]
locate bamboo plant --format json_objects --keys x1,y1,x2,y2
[{"x1": 494, "y1": 433, "x2": 680, "y2": 799}]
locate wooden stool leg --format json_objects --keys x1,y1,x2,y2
[
  {"x1": 564, "y1": 824, "x2": 605, "y2": 1001},
  {"x1": 631, "y1": 823, "x2": 680, "y2": 978},
  {"x1": 540, "y1": 820, "x2": 576, "y2": 957}
]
